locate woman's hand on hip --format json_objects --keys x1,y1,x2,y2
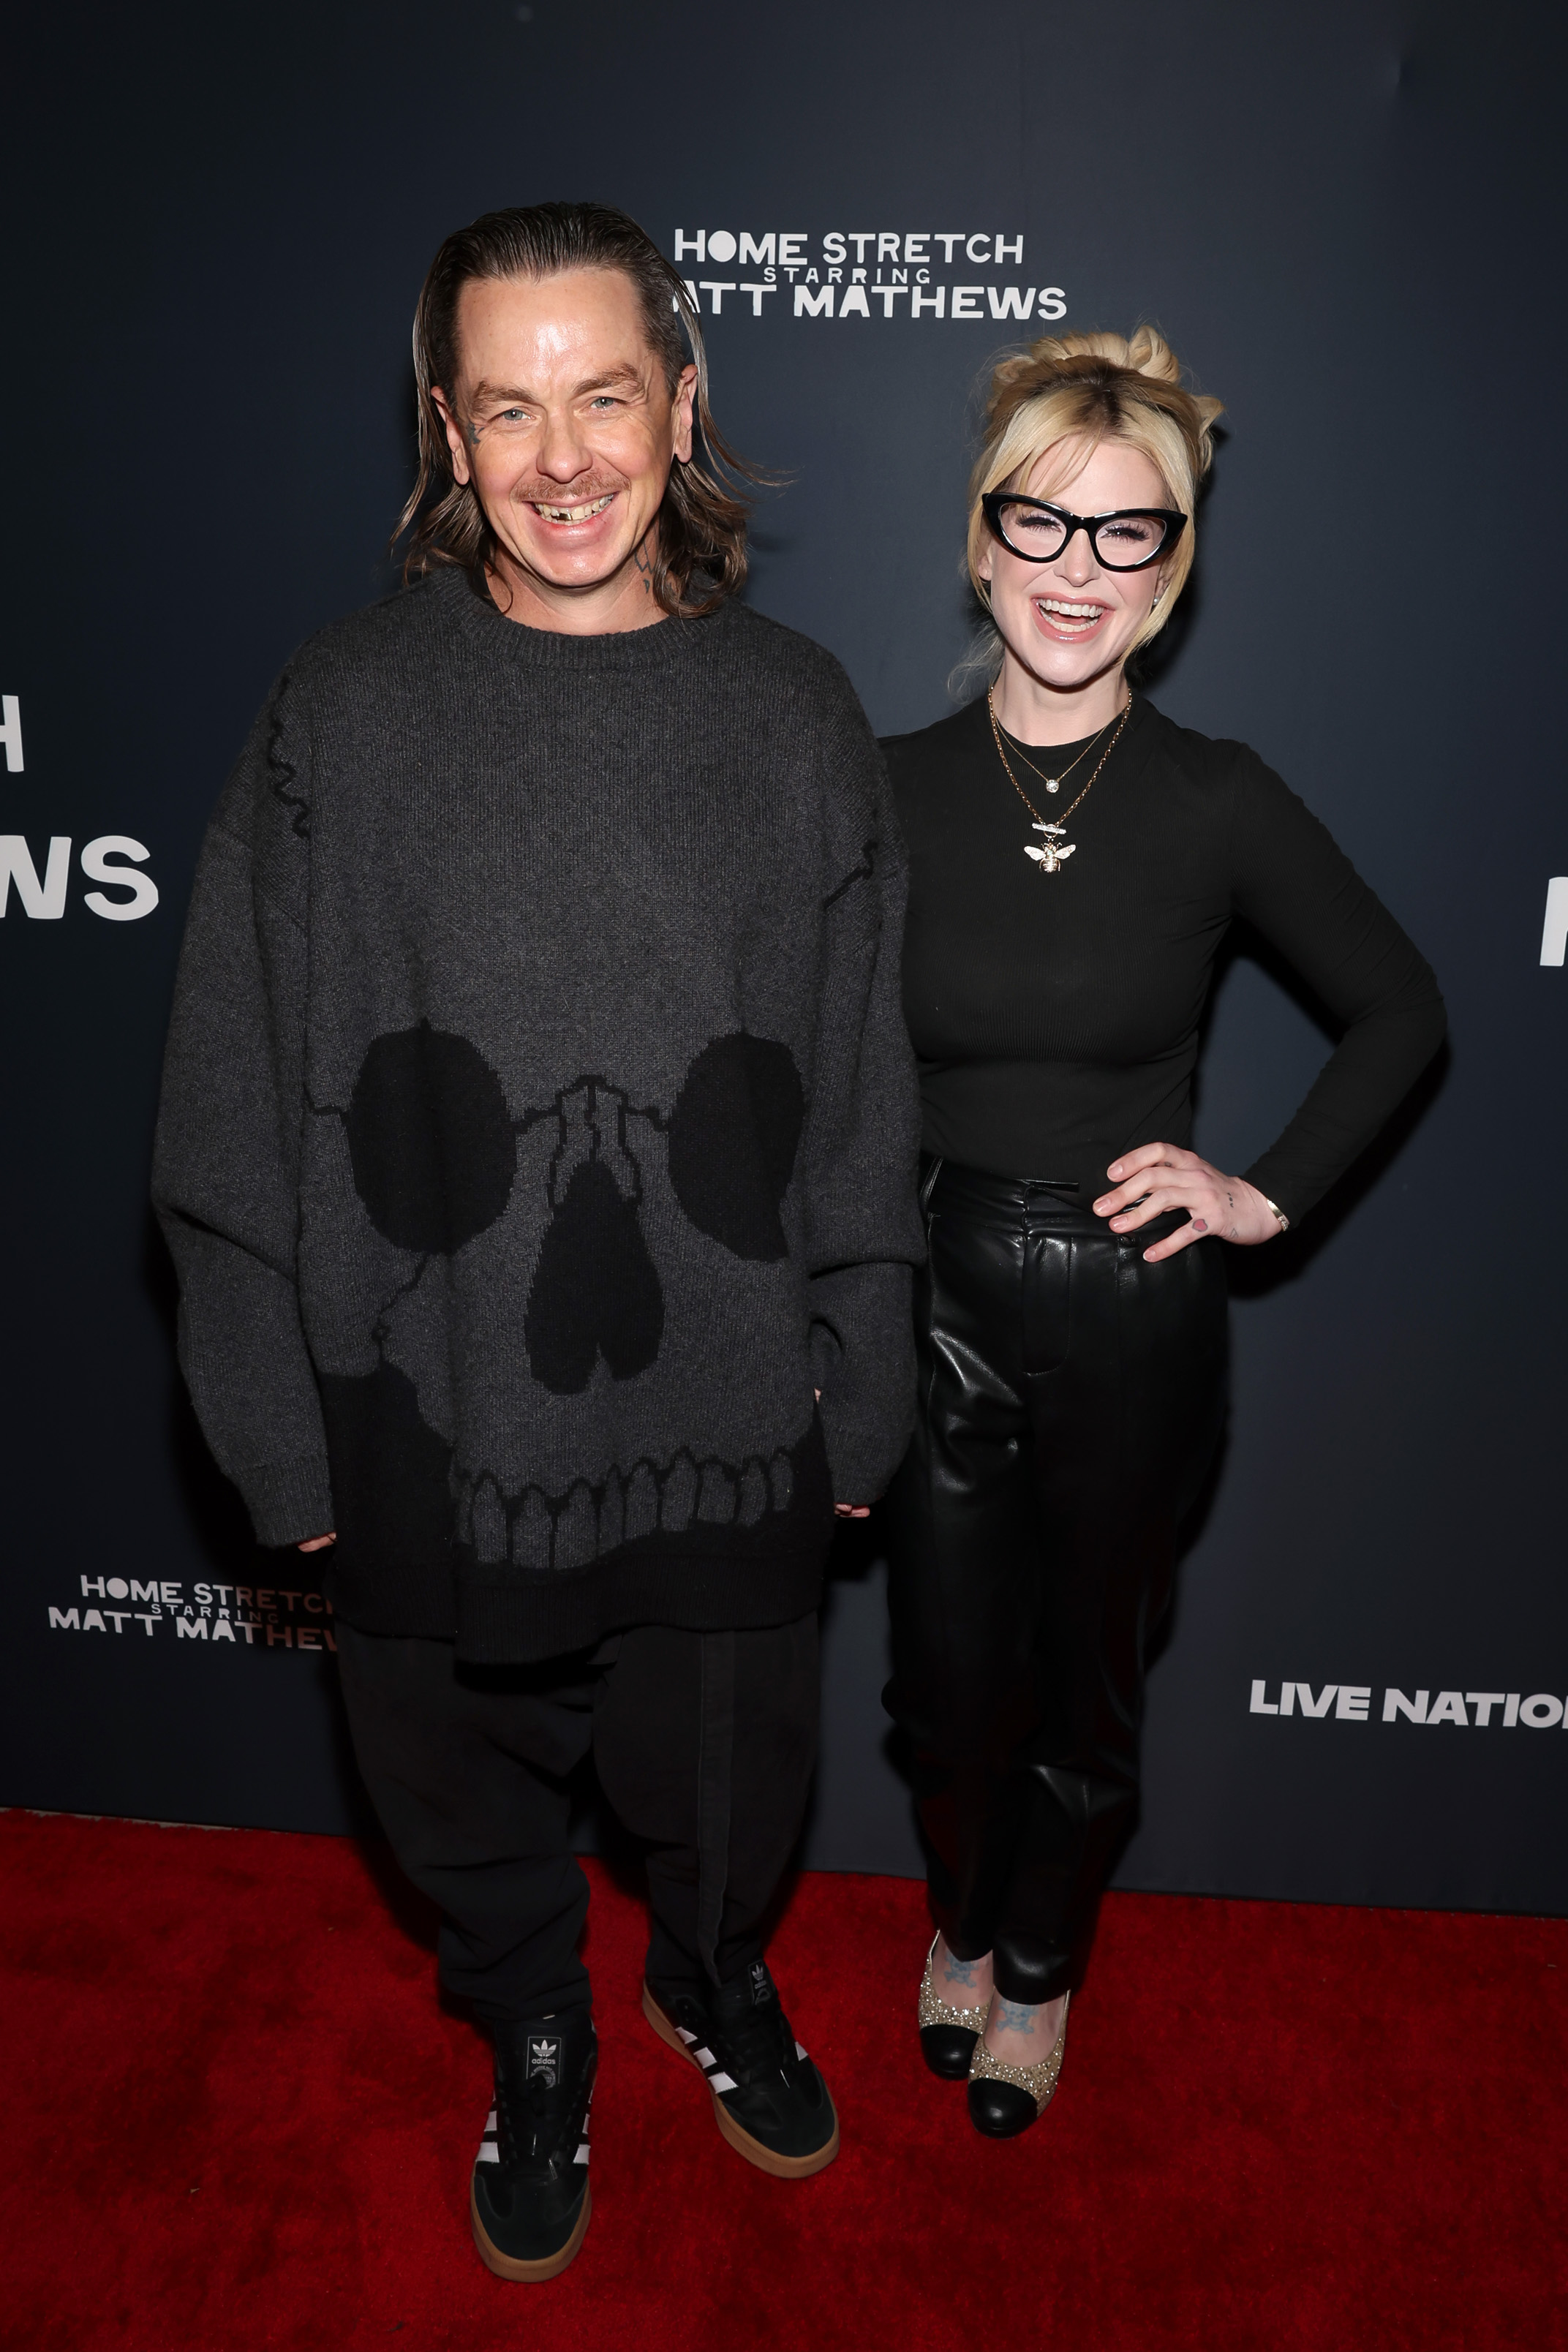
[{"x1": 1093, "y1": 1145, "x2": 1281, "y2": 1262}]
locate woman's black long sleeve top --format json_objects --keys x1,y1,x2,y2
[{"x1": 881, "y1": 693, "x2": 1446, "y2": 1222}]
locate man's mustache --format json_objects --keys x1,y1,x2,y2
[{"x1": 510, "y1": 475, "x2": 630, "y2": 506}]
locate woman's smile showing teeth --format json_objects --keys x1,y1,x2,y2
[{"x1": 1036, "y1": 596, "x2": 1107, "y2": 636}]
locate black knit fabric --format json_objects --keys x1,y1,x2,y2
[
  {"x1": 883, "y1": 693, "x2": 1445, "y2": 1218},
  {"x1": 153, "y1": 570, "x2": 922, "y2": 1662}
]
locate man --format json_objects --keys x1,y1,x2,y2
[{"x1": 152, "y1": 202, "x2": 920, "y2": 2281}]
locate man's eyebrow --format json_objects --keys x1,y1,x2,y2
[
  {"x1": 467, "y1": 380, "x2": 535, "y2": 410},
  {"x1": 576, "y1": 363, "x2": 646, "y2": 396}
]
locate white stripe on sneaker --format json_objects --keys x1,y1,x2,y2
[
  {"x1": 478, "y1": 2086, "x2": 592, "y2": 2169},
  {"x1": 662, "y1": 1998, "x2": 781, "y2": 2106}
]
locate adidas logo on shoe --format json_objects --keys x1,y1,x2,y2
[{"x1": 527, "y1": 2035, "x2": 561, "y2": 2088}]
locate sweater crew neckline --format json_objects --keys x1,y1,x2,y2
[{"x1": 433, "y1": 559, "x2": 723, "y2": 673}]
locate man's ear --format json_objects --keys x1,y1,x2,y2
[
  {"x1": 431, "y1": 388, "x2": 472, "y2": 487},
  {"x1": 671, "y1": 363, "x2": 698, "y2": 467}
]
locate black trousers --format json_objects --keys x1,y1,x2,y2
[
  {"x1": 335, "y1": 1616, "x2": 819, "y2": 2026},
  {"x1": 883, "y1": 1160, "x2": 1228, "y2": 2004}
]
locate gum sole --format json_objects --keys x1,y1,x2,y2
[
  {"x1": 470, "y1": 2179, "x2": 592, "y2": 2281},
  {"x1": 641, "y1": 1980, "x2": 840, "y2": 2179}
]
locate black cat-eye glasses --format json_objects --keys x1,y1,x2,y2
[{"x1": 981, "y1": 492, "x2": 1187, "y2": 573}]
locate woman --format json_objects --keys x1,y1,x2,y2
[{"x1": 881, "y1": 328, "x2": 1445, "y2": 2139}]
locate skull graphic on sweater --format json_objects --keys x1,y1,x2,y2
[{"x1": 302, "y1": 1020, "x2": 821, "y2": 1585}]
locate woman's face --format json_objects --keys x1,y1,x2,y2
[{"x1": 977, "y1": 435, "x2": 1175, "y2": 697}]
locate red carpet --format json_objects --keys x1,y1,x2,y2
[{"x1": 1, "y1": 1811, "x2": 1562, "y2": 2351}]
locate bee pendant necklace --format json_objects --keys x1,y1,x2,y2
[{"x1": 987, "y1": 689, "x2": 1131, "y2": 875}]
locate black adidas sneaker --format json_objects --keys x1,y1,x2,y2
[
  {"x1": 470, "y1": 2010, "x2": 595, "y2": 2282},
  {"x1": 643, "y1": 1959, "x2": 839, "y2": 2178}
]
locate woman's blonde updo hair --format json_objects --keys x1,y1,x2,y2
[{"x1": 965, "y1": 325, "x2": 1223, "y2": 668}]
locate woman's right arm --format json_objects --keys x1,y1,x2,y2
[{"x1": 1225, "y1": 748, "x2": 1447, "y2": 1225}]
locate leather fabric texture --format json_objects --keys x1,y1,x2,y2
[{"x1": 884, "y1": 1158, "x2": 1228, "y2": 2004}]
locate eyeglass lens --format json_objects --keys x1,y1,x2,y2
[{"x1": 995, "y1": 502, "x2": 1169, "y2": 569}]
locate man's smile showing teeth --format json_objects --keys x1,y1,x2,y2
[{"x1": 532, "y1": 493, "x2": 617, "y2": 523}]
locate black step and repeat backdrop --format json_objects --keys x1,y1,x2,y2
[{"x1": 4, "y1": 0, "x2": 1565, "y2": 1913}]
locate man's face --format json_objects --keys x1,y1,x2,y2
[{"x1": 434, "y1": 267, "x2": 696, "y2": 611}]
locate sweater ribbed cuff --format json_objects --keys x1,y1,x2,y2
[
  {"x1": 241, "y1": 1454, "x2": 336, "y2": 1550},
  {"x1": 809, "y1": 1264, "x2": 916, "y2": 1505},
  {"x1": 818, "y1": 1399, "x2": 916, "y2": 1509}
]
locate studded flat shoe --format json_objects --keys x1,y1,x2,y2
[
  {"x1": 917, "y1": 1933, "x2": 991, "y2": 2081},
  {"x1": 967, "y1": 1994, "x2": 1070, "y2": 2138}
]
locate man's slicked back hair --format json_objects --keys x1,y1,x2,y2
[{"x1": 397, "y1": 201, "x2": 756, "y2": 617}]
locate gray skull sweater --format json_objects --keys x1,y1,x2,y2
[{"x1": 152, "y1": 568, "x2": 923, "y2": 1662}]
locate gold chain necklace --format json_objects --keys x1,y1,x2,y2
[
  {"x1": 987, "y1": 688, "x2": 1131, "y2": 875},
  {"x1": 993, "y1": 709, "x2": 1112, "y2": 798}
]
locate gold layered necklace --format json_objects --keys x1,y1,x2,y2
[
  {"x1": 994, "y1": 712, "x2": 1109, "y2": 798},
  {"x1": 987, "y1": 689, "x2": 1131, "y2": 875}
]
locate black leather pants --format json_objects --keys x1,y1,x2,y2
[{"x1": 883, "y1": 1158, "x2": 1228, "y2": 2004}]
